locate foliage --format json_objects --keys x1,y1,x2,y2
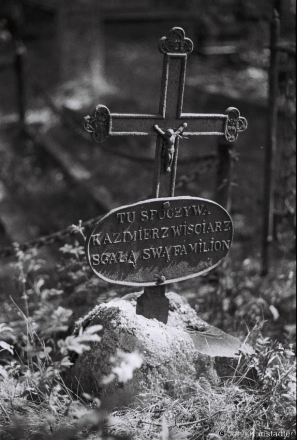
[
  {"x1": 0, "y1": 235, "x2": 137, "y2": 440},
  {"x1": 0, "y1": 226, "x2": 296, "y2": 439},
  {"x1": 102, "y1": 350, "x2": 143, "y2": 386},
  {"x1": 110, "y1": 331, "x2": 296, "y2": 439},
  {"x1": 180, "y1": 256, "x2": 296, "y2": 347}
]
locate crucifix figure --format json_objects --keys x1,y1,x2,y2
[
  {"x1": 84, "y1": 27, "x2": 247, "y2": 324},
  {"x1": 154, "y1": 122, "x2": 188, "y2": 173}
]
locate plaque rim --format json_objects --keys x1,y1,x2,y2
[{"x1": 86, "y1": 196, "x2": 233, "y2": 287}]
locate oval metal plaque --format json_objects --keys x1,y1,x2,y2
[{"x1": 86, "y1": 197, "x2": 233, "y2": 286}]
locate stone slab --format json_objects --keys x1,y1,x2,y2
[{"x1": 68, "y1": 291, "x2": 242, "y2": 395}]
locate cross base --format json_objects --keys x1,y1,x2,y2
[{"x1": 136, "y1": 286, "x2": 169, "y2": 324}]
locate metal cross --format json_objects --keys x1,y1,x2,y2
[{"x1": 84, "y1": 27, "x2": 247, "y2": 324}]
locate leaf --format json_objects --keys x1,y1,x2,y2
[
  {"x1": 36, "y1": 278, "x2": 45, "y2": 291},
  {"x1": 84, "y1": 325, "x2": 103, "y2": 334},
  {"x1": 76, "y1": 334, "x2": 101, "y2": 344},
  {"x1": 60, "y1": 357, "x2": 73, "y2": 368},
  {"x1": 285, "y1": 349, "x2": 295, "y2": 357},
  {"x1": 0, "y1": 323, "x2": 13, "y2": 334},
  {"x1": 239, "y1": 343, "x2": 255, "y2": 356},
  {"x1": 41, "y1": 325, "x2": 69, "y2": 336},
  {"x1": 67, "y1": 342, "x2": 90, "y2": 355},
  {"x1": 269, "y1": 305, "x2": 280, "y2": 321},
  {"x1": 0, "y1": 341, "x2": 14, "y2": 354},
  {"x1": 0, "y1": 365, "x2": 8, "y2": 379},
  {"x1": 257, "y1": 337, "x2": 271, "y2": 346},
  {"x1": 37, "y1": 346, "x2": 52, "y2": 359},
  {"x1": 53, "y1": 307, "x2": 73, "y2": 319},
  {"x1": 267, "y1": 355, "x2": 278, "y2": 365}
]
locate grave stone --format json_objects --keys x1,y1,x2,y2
[
  {"x1": 56, "y1": 0, "x2": 106, "y2": 109},
  {"x1": 69, "y1": 292, "x2": 242, "y2": 396},
  {"x1": 84, "y1": 27, "x2": 247, "y2": 324}
]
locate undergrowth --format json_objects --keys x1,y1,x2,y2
[{"x1": 0, "y1": 225, "x2": 296, "y2": 440}]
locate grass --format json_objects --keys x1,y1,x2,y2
[{"x1": 0, "y1": 234, "x2": 295, "y2": 440}]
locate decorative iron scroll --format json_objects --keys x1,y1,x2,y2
[
  {"x1": 84, "y1": 105, "x2": 111, "y2": 143},
  {"x1": 224, "y1": 107, "x2": 248, "y2": 142},
  {"x1": 159, "y1": 27, "x2": 194, "y2": 55}
]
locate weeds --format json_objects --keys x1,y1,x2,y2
[
  {"x1": 0, "y1": 239, "x2": 132, "y2": 439},
  {"x1": 109, "y1": 331, "x2": 296, "y2": 439},
  {"x1": 0, "y1": 227, "x2": 295, "y2": 439}
]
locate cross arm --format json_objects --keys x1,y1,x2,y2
[
  {"x1": 111, "y1": 113, "x2": 161, "y2": 136},
  {"x1": 180, "y1": 113, "x2": 226, "y2": 136},
  {"x1": 180, "y1": 107, "x2": 248, "y2": 141},
  {"x1": 84, "y1": 105, "x2": 163, "y2": 141},
  {"x1": 84, "y1": 106, "x2": 247, "y2": 143}
]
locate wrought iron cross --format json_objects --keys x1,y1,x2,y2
[{"x1": 84, "y1": 27, "x2": 247, "y2": 324}]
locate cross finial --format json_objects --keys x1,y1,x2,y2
[{"x1": 158, "y1": 27, "x2": 194, "y2": 54}]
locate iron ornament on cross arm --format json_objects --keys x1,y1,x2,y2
[
  {"x1": 84, "y1": 105, "x2": 111, "y2": 142},
  {"x1": 224, "y1": 107, "x2": 248, "y2": 142}
]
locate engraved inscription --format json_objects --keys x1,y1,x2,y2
[
  {"x1": 91, "y1": 250, "x2": 137, "y2": 267},
  {"x1": 90, "y1": 220, "x2": 231, "y2": 245},
  {"x1": 86, "y1": 197, "x2": 233, "y2": 286}
]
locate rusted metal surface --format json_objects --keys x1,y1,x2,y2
[
  {"x1": 84, "y1": 27, "x2": 247, "y2": 323},
  {"x1": 86, "y1": 197, "x2": 233, "y2": 286}
]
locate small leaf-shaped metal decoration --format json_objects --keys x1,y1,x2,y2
[
  {"x1": 84, "y1": 104, "x2": 111, "y2": 142},
  {"x1": 224, "y1": 107, "x2": 248, "y2": 142}
]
